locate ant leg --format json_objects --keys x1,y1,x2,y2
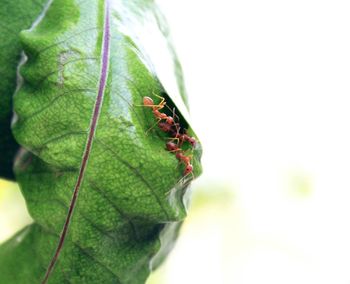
[
  {"x1": 174, "y1": 122, "x2": 181, "y2": 140},
  {"x1": 145, "y1": 118, "x2": 161, "y2": 135},
  {"x1": 152, "y1": 92, "x2": 165, "y2": 103},
  {"x1": 183, "y1": 148, "x2": 194, "y2": 157},
  {"x1": 178, "y1": 172, "x2": 194, "y2": 185},
  {"x1": 172, "y1": 107, "x2": 180, "y2": 122},
  {"x1": 134, "y1": 104, "x2": 154, "y2": 107},
  {"x1": 186, "y1": 171, "x2": 195, "y2": 180},
  {"x1": 168, "y1": 148, "x2": 182, "y2": 153},
  {"x1": 163, "y1": 104, "x2": 179, "y2": 120},
  {"x1": 167, "y1": 137, "x2": 184, "y2": 147},
  {"x1": 163, "y1": 106, "x2": 181, "y2": 130},
  {"x1": 135, "y1": 103, "x2": 165, "y2": 109},
  {"x1": 152, "y1": 92, "x2": 166, "y2": 109},
  {"x1": 170, "y1": 108, "x2": 181, "y2": 136},
  {"x1": 164, "y1": 166, "x2": 194, "y2": 196}
]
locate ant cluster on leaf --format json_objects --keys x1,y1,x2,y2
[{"x1": 139, "y1": 93, "x2": 197, "y2": 177}]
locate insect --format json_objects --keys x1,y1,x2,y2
[
  {"x1": 174, "y1": 131, "x2": 197, "y2": 147},
  {"x1": 142, "y1": 95, "x2": 175, "y2": 125},
  {"x1": 166, "y1": 141, "x2": 193, "y2": 176},
  {"x1": 140, "y1": 93, "x2": 197, "y2": 177},
  {"x1": 141, "y1": 94, "x2": 197, "y2": 146},
  {"x1": 158, "y1": 121, "x2": 177, "y2": 135},
  {"x1": 158, "y1": 117, "x2": 197, "y2": 147},
  {"x1": 166, "y1": 141, "x2": 181, "y2": 152}
]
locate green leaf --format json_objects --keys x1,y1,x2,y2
[
  {"x1": 0, "y1": 0, "x2": 48, "y2": 180},
  {"x1": 0, "y1": 0, "x2": 202, "y2": 283}
]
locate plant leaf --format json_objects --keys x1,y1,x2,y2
[
  {"x1": 0, "y1": 0, "x2": 48, "y2": 180},
  {"x1": 0, "y1": 0, "x2": 202, "y2": 283}
]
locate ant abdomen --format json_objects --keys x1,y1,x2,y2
[
  {"x1": 143, "y1": 96, "x2": 154, "y2": 106},
  {"x1": 166, "y1": 141, "x2": 178, "y2": 152},
  {"x1": 184, "y1": 164, "x2": 193, "y2": 175}
]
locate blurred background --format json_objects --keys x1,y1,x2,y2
[{"x1": 2, "y1": 0, "x2": 350, "y2": 283}]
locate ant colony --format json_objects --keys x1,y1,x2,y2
[{"x1": 140, "y1": 94, "x2": 197, "y2": 177}]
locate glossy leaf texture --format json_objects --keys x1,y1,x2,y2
[
  {"x1": 0, "y1": 0, "x2": 202, "y2": 283},
  {"x1": 0, "y1": 0, "x2": 48, "y2": 180}
]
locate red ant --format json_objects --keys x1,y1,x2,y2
[
  {"x1": 165, "y1": 141, "x2": 181, "y2": 152},
  {"x1": 142, "y1": 95, "x2": 175, "y2": 125},
  {"x1": 166, "y1": 141, "x2": 193, "y2": 176},
  {"x1": 158, "y1": 121, "x2": 178, "y2": 136},
  {"x1": 174, "y1": 131, "x2": 197, "y2": 147},
  {"x1": 141, "y1": 94, "x2": 197, "y2": 147},
  {"x1": 158, "y1": 117, "x2": 197, "y2": 147},
  {"x1": 139, "y1": 93, "x2": 197, "y2": 177}
]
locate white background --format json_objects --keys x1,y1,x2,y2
[{"x1": 152, "y1": 0, "x2": 350, "y2": 283}]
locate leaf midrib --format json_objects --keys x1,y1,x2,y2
[{"x1": 41, "y1": 1, "x2": 111, "y2": 283}]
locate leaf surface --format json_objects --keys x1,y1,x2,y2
[
  {"x1": 0, "y1": 0, "x2": 48, "y2": 180},
  {"x1": 0, "y1": 0, "x2": 202, "y2": 283}
]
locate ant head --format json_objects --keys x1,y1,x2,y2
[
  {"x1": 184, "y1": 164, "x2": 193, "y2": 175},
  {"x1": 143, "y1": 96, "x2": 154, "y2": 106},
  {"x1": 188, "y1": 137, "x2": 196, "y2": 146},
  {"x1": 166, "y1": 141, "x2": 178, "y2": 151}
]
